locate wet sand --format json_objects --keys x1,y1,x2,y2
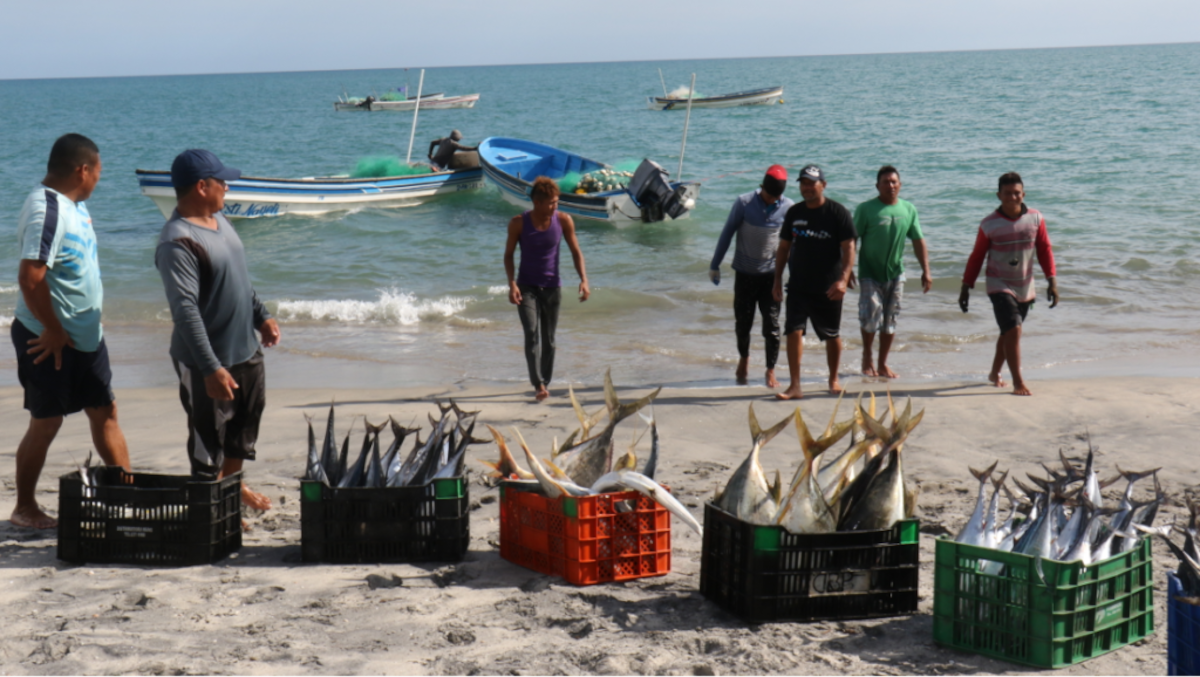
[{"x1": 1, "y1": 375, "x2": 1197, "y2": 675}]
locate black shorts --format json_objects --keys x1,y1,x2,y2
[
  {"x1": 784, "y1": 289, "x2": 843, "y2": 341},
  {"x1": 989, "y1": 293, "x2": 1032, "y2": 334},
  {"x1": 11, "y1": 319, "x2": 115, "y2": 419},
  {"x1": 174, "y1": 351, "x2": 266, "y2": 481}
]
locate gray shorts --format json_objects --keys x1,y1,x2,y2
[{"x1": 858, "y1": 277, "x2": 903, "y2": 334}]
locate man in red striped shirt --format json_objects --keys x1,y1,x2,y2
[{"x1": 959, "y1": 172, "x2": 1059, "y2": 396}]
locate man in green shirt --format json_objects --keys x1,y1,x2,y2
[{"x1": 853, "y1": 166, "x2": 931, "y2": 378}]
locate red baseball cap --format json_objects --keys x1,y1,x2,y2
[{"x1": 765, "y1": 164, "x2": 788, "y2": 181}]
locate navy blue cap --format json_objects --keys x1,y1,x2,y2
[
  {"x1": 798, "y1": 165, "x2": 825, "y2": 183},
  {"x1": 170, "y1": 149, "x2": 241, "y2": 188}
]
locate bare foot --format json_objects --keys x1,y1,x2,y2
[
  {"x1": 878, "y1": 364, "x2": 898, "y2": 379},
  {"x1": 241, "y1": 519, "x2": 252, "y2": 532},
  {"x1": 534, "y1": 385, "x2": 550, "y2": 402},
  {"x1": 829, "y1": 377, "x2": 844, "y2": 394},
  {"x1": 765, "y1": 369, "x2": 780, "y2": 389},
  {"x1": 775, "y1": 385, "x2": 803, "y2": 400},
  {"x1": 1012, "y1": 382, "x2": 1032, "y2": 396},
  {"x1": 988, "y1": 372, "x2": 1006, "y2": 388},
  {"x1": 735, "y1": 357, "x2": 749, "y2": 385},
  {"x1": 11, "y1": 505, "x2": 57, "y2": 529},
  {"x1": 862, "y1": 358, "x2": 877, "y2": 377},
  {"x1": 241, "y1": 485, "x2": 272, "y2": 512}
]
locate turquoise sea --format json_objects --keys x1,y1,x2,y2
[{"x1": 2, "y1": 43, "x2": 1199, "y2": 390}]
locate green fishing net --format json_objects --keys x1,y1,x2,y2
[{"x1": 350, "y1": 156, "x2": 430, "y2": 178}]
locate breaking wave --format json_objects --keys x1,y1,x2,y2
[{"x1": 274, "y1": 288, "x2": 468, "y2": 326}]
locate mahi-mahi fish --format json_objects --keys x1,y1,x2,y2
[
  {"x1": 552, "y1": 370, "x2": 661, "y2": 487},
  {"x1": 714, "y1": 404, "x2": 792, "y2": 524}
]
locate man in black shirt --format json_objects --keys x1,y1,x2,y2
[{"x1": 772, "y1": 165, "x2": 857, "y2": 399}]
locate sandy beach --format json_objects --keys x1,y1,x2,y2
[{"x1": 1, "y1": 373, "x2": 1197, "y2": 676}]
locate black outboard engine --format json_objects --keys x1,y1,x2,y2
[{"x1": 628, "y1": 159, "x2": 689, "y2": 222}]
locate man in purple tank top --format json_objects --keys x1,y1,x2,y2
[{"x1": 503, "y1": 177, "x2": 590, "y2": 401}]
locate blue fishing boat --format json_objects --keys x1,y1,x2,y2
[
  {"x1": 478, "y1": 137, "x2": 700, "y2": 226},
  {"x1": 134, "y1": 166, "x2": 484, "y2": 219}
]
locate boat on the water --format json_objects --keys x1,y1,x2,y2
[
  {"x1": 134, "y1": 166, "x2": 484, "y2": 219},
  {"x1": 479, "y1": 137, "x2": 699, "y2": 226},
  {"x1": 647, "y1": 85, "x2": 783, "y2": 110},
  {"x1": 335, "y1": 93, "x2": 480, "y2": 111},
  {"x1": 334, "y1": 92, "x2": 443, "y2": 111}
]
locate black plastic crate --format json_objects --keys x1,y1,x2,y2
[
  {"x1": 57, "y1": 468, "x2": 242, "y2": 566},
  {"x1": 300, "y1": 477, "x2": 469, "y2": 563},
  {"x1": 700, "y1": 502, "x2": 919, "y2": 623}
]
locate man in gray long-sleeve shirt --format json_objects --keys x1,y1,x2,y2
[
  {"x1": 155, "y1": 149, "x2": 280, "y2": 514},
  {"x1": 709, "y1": 164, "x2": 794, "y2": 387}
]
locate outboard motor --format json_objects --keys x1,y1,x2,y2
[{"x1": 628, "y1": 159, "x2": 689, "y2": 222}]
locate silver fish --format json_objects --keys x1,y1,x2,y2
[
  {"x1": 592, "y1": 469, "x2": 703, "y2": 537},
  {"x1": 840, "y1": 445, "x2": 906, "y2": 532},
  {"x1": 638, "y1": 409, "x2": 659, "y2": 481},
  {"x1": 714, "y1": 404, "x2": 791, "y2": 524},
  {"x1": 775, "y1": 408, "x2": 838, "y2": 534},
  {"x1": 553, "y1": 370, "x2": 660, "y2": 488},
  {"x1": 955, "y1": 461, "x2": 999, "y2": 546},
  {"x1": 305, "y1": 415, "x2": 330, "y2": 484}
]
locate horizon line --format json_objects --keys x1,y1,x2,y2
[{"x1": 2, "y1": 40, "x2": 1196, "y2": 83}]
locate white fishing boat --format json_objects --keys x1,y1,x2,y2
[
  {"x1": 134, "y1": 167, "x2": 484, "y2": 219},
  {"x1": 647, "y1": 85, "x2": 784, "y2": 110},
  {"x1": 479, "y1": 137, "x2": 699, "y2": 227},
  {"x1": 334, "y1": 92, "x2": 443, "y2": 111},
  {"x1": 335, "y1": 93, "x2": 480, "y2": 111}
]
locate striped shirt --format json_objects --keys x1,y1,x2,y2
[
  {"x1": 962, "y1": 205, "x2": 1056, "y2": 302},
  {"x1": 14, "y1": 185, "x2": 104, "y2": 352},
  {"x1": 710, "y1": 190, "x2": 794, "y2": 275}
]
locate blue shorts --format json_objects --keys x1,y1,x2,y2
[{"x1": 12, "y1": 319, "x2": 115, "y2": 419}]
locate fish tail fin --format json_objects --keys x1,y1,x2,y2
[
  {"x1": 823, "y1": 390, "x2": 846, "y2": 437},
  {"x1": 794, "y1": 407, "x2": 818, "y2": 452},
  {"x1": 569, "y1": 383, "x2": 590, "y2": 434},
  {"x1": 758, "y1": 409, "x2": 794, "y2": 449},
  {"x1": 992, "y1": 469, "x2": 1009, "y2": 492},
  {"x1": 859, "y1": 402, "x2": 890, "y2": 441},
  {"x1": 612, "y1": 387, "x2": 661, "y2": 425},
  {"x1": 969, "y1": 460, "x2": 1000, "y2": 483},
  {"x1": 748, "y1": 403, "x2": 762, "y2": 440}
]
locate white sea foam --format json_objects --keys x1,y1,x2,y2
[
  {"x1": 0, "y1": 315, "x2": 12, "y2": 327},
  {"x1": 274, "y1": 288, "x2": 468, "y2": 326},
  {"x1": 0, "y1": 285, "x2": 18, "y2": 293},
  {"x1": 487, "y1": 285, "x2": 508, "y2": 295}
]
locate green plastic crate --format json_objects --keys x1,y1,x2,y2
[{"x1": 933, "y1": 537, "x2": 1154, "y2": 668}]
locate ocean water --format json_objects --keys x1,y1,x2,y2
[{"x1": 1, "y1": 43, "x2": 1199, "y2": 390}]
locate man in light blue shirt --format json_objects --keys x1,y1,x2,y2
[
  {"x1": 9, "y1": 133, "x2": 130, "y2": 529},
  {"x1": 709, "y1": 165, "x2": 794, "y2": 387}
]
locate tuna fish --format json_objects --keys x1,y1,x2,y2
[{"x1": 714, "y1": 404, "x2": 792, "y2": 524}]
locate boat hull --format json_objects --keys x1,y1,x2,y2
[
  {"x1": 478, "y1": 137, "x2": 699, "y2": 228},
  {"x1": 336, "y1": 94, "x2": 480, "y2": 111},
  {"x1": 647, "y1": 86, "x2": 783, "y2": 110},
  {"x1": 134, "y1": 168, "x2": 484, "y2": 219}
]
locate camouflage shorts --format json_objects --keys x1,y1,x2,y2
[{"x1": 858, "y1": 277, "x2": 903, "y2": 334}]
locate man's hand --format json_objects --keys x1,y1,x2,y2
[
  {"x1": 921, "y1": 271, "x2": 933, "y2": 294},
  {"x1": 708, "y1": 269, "x2": 720, "y2": 286},
  {"x1": 508, "y1": 282, "x2": 522, "y2": 305},
  {"x1": 848, "y1": 272, "x2": 857, "y2": 291},
  {"x1": 772, "y1": 279, "x2": 783, "y2": 303},
  {"x1": 205, "y1": 368, "x2": 238, "y2": 401},
  {"x1": 27, "y1": 325, "x2": 73, "y2": 370},
  {"x1": 258, "y1": 318, "x2": 281, "y2": 347},
  {"x1": 578, "y1": 280, "x2": 590, "y2": 302},
  {"x1": 1047, "y1": 277, "x2": 1059, "y2": 308},
  {"x1": 827, "y1": 279, "x2": 848, "y2": 301},
  {"x1": 959, "y1": 285, "x2": 970, "y2": 313}
]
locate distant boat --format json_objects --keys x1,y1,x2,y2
[
  {"x1": 134, "y1": 167, "x2": 484, "y2": 219},
  {"x1": 647, "y1": 85, "x2": 784, "y2": 110},
  {"x1": 335, "y1": 93, "x2": 480, "y2": 111},
  {"x1": 479, "y1": 137, "x2": 699, "y2": 227},
  {"x1": 334, "y1": 92, "x2": 443, "y2": 111}
]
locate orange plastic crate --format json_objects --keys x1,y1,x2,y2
[{"x1": 499, "y1": 482, "x2": 671, "y2": 585}]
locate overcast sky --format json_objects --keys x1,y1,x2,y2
[{"x1": 4, "y1": 0, "x2": 1199, "y2": 80}]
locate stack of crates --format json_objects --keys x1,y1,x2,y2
[
  {"x1": 499, "y1": 482, "x2": 671, "y2": 585},
  {"x1": 700, "y1": 503, "x2": 920, "y2": 623},
  {"x1": 933, "y1": 537, "x2": 1154, "y2": 668},
  {"x1": 57, "y1": 468, "x2": 242, "y2": 565},
  {"x1": 299, "y1": 477, "x2": 469, "y2": 563},
  {"x1": 1169, "y1": 571, "x2": 1200, "y2": 676}
]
